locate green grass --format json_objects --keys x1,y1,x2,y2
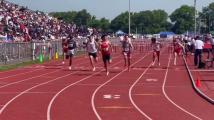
[
  {"x1": 0, "y1": 51, "x2": 85, "y2": 72},
  {"x1": 0, "y1": 58, "x2": 49, "y2": 72}
]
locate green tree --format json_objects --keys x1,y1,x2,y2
[
  {"x1": 110, "y1": 12, "x2": 129, "y2": 33},
  {"x1": 170, "y1": 5, "x2": 195, "y2": 34},
  {"x1": 73, "y1": 9, "x2": 91, "y2": 26},
  {"x1": 99, "y1": 18, "x2": 111, "y2": 32},
  {"x1": 88, "y1": 16, "x2": 100, "y2": 28},
  {"x1": 131, "y1": 10, "x2": 170, "y2": 34}
]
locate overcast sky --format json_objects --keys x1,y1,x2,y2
[{"x1": 7, "y1": 0, "x2": 214, "y2": 20}]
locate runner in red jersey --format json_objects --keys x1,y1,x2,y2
[
  {"x1": 151, "y1": 37, "x2": 161, "y2": 66},
  {"x1": 100, "y1": 34, "x2": 112, "y2": 76},
  {"x1": 173, "y1": 37, "x2": 184, "y2": 65}
]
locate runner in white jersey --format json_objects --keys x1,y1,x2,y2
[
  {"x1": 121, "y1": 35, "x2": 133, "y2": 71},
  {"x1": 86, "y1": 35, "x2": 99, "y2": 71},
  {"x1": 151, "y1": 37, "x2": 161, "y2": 66}
]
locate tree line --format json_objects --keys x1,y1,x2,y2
[{"x1": 49, "y1": 2, "x2": 214, "y2": 34}]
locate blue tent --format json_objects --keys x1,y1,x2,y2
[
  {"x1": 159, "y1": 32, "x2": 175, "y2": 38},
  {"x1": 116, "y1": 30, "x2": 125, "y2": 36}
]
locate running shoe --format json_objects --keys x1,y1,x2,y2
[
  {"x1": 92, "y1": 67, "x2": 96, "y2": 71},
  {"x1": 106, "y1": 71, "x2": 109, "y2": 76},
  {"x1": 69, "y1": 66, "x2": 72, "y2": 70}
]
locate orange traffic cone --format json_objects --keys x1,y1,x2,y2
[{"x1": 196, "y1": 77, "x2": 201, "y2": 88}]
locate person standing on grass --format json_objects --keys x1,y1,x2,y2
[
  {"x1": 151, "y1": 37, "x2": 161, "y2": 66},
  {"x1": 67, "y1": 35, "x2": 77, "y2": 70},
  {"x1": 194, "y1": 36, "x2": 204, "y2": 67},
  {"x1": 86, "y1": 35, "x2": 99, "y2": 71},
  {"x1": 100, "y1": 34, "x2": 112, "y2": 76},
  {"x1": 121, "y1": 34, "x2": 133, "y2": 71}
]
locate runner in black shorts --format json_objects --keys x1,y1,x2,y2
[
  {"x1": 88, "y1": 52, "x2": 97, "y2": 59},
  {"x1": 67, "y1": 35, "x2": 77, "y2": 70},
  {"x1": 86, "y1": 35, "x2": 99, "y2": 71},
  {"x1": 121, "y1": 35, "x2": 133, "y2": 71},
  {"x1": 100, "y1": 34, "x2": 112, "y2": 76}
]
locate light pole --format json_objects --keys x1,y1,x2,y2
[
  {"x1": 128, "y1": 0, "x2": 131, "y2": 35},
  {"x1": 208, "y1": 10, "x2": 212, "y2": 33},
  {"x1": 194, "y1": 0, "x2": 197, "y2": 36}
]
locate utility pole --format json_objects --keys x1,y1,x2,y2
[{"x1": 194, "y1": 0, "x2": 197, "y2": 36}]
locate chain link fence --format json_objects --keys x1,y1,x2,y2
[
  {"x1": 0, "y1": 37, "x2": 158, "y2": 65},
  {"x1": 0, "y1": 38, "x2": 88, "y2": 65},
  {"x1": 0, "y1": 42, "x2": 32, "y2": 64}
]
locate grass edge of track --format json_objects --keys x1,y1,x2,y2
[{"x1": 0, "y1": 51, "x2": 85, "y2": 72}]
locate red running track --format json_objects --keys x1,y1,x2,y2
[{"x1": 0, "y1": 46, "x2": 213, "y2": 120}]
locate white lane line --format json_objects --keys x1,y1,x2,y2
[
  {"x1": 0, "y1": 53, "x2": 122, "y2": 117},
  {"x1": 46, "y1": 71, "x2": 105, "y2": 120},
  {"x1": 103, "y1": 95, "x2": 112, "y2": 99},
  {"x1": 0, "y1": 57, "x2": 96, "y2": 89},
  {"x1": 128, "y1": 47, "x2": 168, "y2": 120},
  {"x1": 0, "y1": 69, "x2": 42, "y2": 80},
  {"x1": 0, "y1": 53, "x2": 124, "y2": 116},
  {"x1": 146, "y1": 79, "x2": 158, "y2": 82},
  {"x1": 92, "y1": 52, "x2": 151, "y2": 120},
  {"x1": 162, "y1": 54, "x2": 202, "y2": 120},
  {"x1": 0, "y1": 55, "x2": 89, "y2": 79},
  {"x1": 0, "y1": 92, "x2": 56, "y2": 94},
  {"x1": 0, "y1": 56, "x2": 101, "y2": 114},
  {"x1": 129, "y1": 62, "x2": 153, "y2": 120},
  {"x1": 0, "y1": 70, "x2": 81, "y2": 114},
  {"x1": 190, "y1": 69, "x2": 214, "y2": 72},
  {"x1": 47, "y1": 58, "x2": 126, "y2": 120},
  {"x1": 0, "y1": 70, "x2": 61, "y2": 89}
]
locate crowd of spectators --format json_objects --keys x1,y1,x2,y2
[
  {"x1": 0, "y1": 0, "x2": 91, "y2": 43},
  {"x1": 177, "y1": 33, "x2": 214, "y2": 68}
]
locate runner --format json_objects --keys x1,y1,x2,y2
[
  {"x1": 67, "y1": 35, "x2": 77, "y2": 70},
  {"x1": 173, "y1": 37, "x2": 184, "y2": 65},
  {"x1": 62, "y1": 38, "x2": 68, "y2": 64},
  {"x1": 100, "y1": 34, "x2": 112, "y2": 76},
  {"x1": 151, "y1": 37, "x2": 161, "y2": 66},
  {"x1": 121, "y1": 35, "x2": 133, "y2": 71},
  {"x1": 86, "y1": 35, "x2": 99, "y2": 71}
]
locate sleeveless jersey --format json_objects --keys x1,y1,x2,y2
[
  {"x1": 100, "y1": 41, "x2": 110, "y2": 55},
  {"x1": 152, "y1": 42, "x2": 161, "y2": 51},
  {"x1": 122, "y1": 40, "x2": 131, "y2": 52},
  {"x1": 87, "y1": 40, "x2": 97, "y2": 53}
]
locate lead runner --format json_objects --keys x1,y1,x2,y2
[{"x1": 100, "y1": 34, "x2": 112, "y2": 76}]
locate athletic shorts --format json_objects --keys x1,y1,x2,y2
[
  {"x1": 102, "y1": 54, "x2": 111, "y2": 63},
  {"x1": 123, "y1": 51, "x2": 131, "y2": 56},
  {"x1": 88, "y1": 52, "x2": 97, "y2": 59},
  {"x1": 174, "y1": 48, "x2": 181, "y2": 54},
  {"x1": 67, "y1": 50, "x2": 75, "y2": 57},
  {"x1": 153, "y1": 50, "x2": 160, "y2": 56},
  {"x1": 63, "y1": 48, "x2": 68, "y2": 53}
]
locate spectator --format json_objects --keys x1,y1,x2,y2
[
  {"x1": 0, "y1": 0, "x2": 94, "y2": 43},
  {"x1": 194, "y1": 36, "x2": 204, "y2": 67}
]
